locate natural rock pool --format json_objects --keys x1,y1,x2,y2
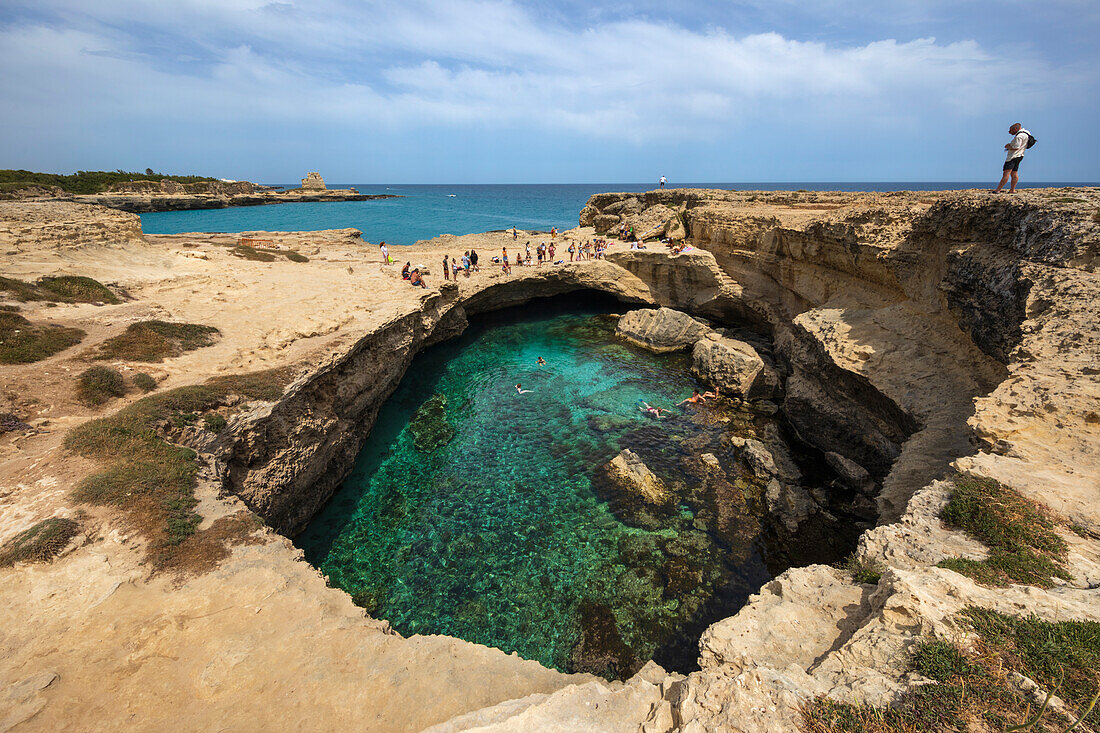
[{"x1": 299, "y1": 296, "x2": 852, "y2": 678}]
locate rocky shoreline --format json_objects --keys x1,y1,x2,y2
[{"x1": 1, "y1": 188, "x2": 1098, "y2": 730}]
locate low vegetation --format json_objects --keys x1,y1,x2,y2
[
  {"x1": 842, "y1": 553, "x2": 885, "y2": 585},
  {"x1": 0, "y1": 168, "x2": 217, "y2": 195},
  {"x1": 0, "y1": 412, "x2": 32, "y2": 433},
  {"x1": 937, "y1": 474, "x2": 1071, "y2": 587},
  {"x1": 65, "y1": 367, "x2": 291, "y2": 570},
  {"x1": 93, "y1": 320, "x2": 220, "y2": 362},
  {"x1": 231, "y1": 245, "x2": 277, "y2": 262},
  {"x1": 0, "y1": 275, "x2": 120, "y2": 304},
  {"x1": 0, "y1": 517, "x2": 81, "y2": 567},
  {"x1": 284, "y1": 251, "x2": 309, "y2": 262},
  {"x1": 76, "y1": 365, "x2": 127, "y2": 407},
  {"x1": 803, "y1": 608, "x2": 1100, "y2": 732},
  {"x1": 0, "y1": 311, "x2": 85, "y2": 363},
  {"x1": 131, "y1": 372, "x2": 158, "y2": 393}
]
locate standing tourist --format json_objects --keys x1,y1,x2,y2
[
  {"x1": 659, "y1": 175, "x2": 667, "y2": 189},
  {"x1": 512, "y1": 226, "x2": 518, "y2": 241},
  {"x1": 568, "y1": 241, "x2": 575, "y2": 262},
  {"x1": 995, "y1": 122, "x2": 1034, "y2": 193},
  {"x1": 548, "y1": 242, "x2": 555, "y2": 262},
  {"x1": 442, "y1": 254, "x2": 450, "y2": 280},
  {"x1": 380, "y1": 241, "x2": 389, "y2": 264},
  {"x1": 470, "y1": 249, "x2": 480, "y2": 272},
  {"x1": 462, "y1": 251, "x2": 471, "y2": 277}
]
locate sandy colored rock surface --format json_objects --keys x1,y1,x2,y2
[{"x1": 2, "y1": 188, "x2": 1099, "y2": 731}]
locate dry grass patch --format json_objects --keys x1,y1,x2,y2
[
  {"x1": 0, "y1": 517, "x2": 81, "y2": 567},
  {"x1": 0, "y1": 311, "x2": 85, "y2": 363},
  {"x1": 0, "y1": 275, "x2": 120, "y2": 304},
  {"x1": 76, "y1": 365, "x2": 127, "y2": 407},
  {"x1": 93, "y1": 320, "x2": 219, "y2": 362},
  {"x1": 231, "y1": 245, "x2": 277, "y2": 262},
  {"x1": 131, "y1": 372, "x2": 158, "y2": 393},
  {"x1": 937, "y1": 474, "x2": 1071, "y2": 587},
  {"x1": 65, "y1": 366, "x2": 293, "y2": 570},
  {"x1": 803, "y1": 609, "x2": 1100, "y2": 732}
]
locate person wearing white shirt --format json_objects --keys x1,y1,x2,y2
[
  {"x1": 659, "y1": 175, "x2": 667, "y2": 189},
  {"x1": 995, "y1": 123, "x2": 1031, "y2": 193}
]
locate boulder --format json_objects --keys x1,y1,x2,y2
[
  {"x1": 825, "y1": 451, "x2": 875, "y2": 494},
  {"x1": 692, "y1": 334, "x2": 779, "y2": 400},
  {"x1": 593, "y1": 449, "x2": 675, "y2": 529},
  {"x1": 621, "y1": 204, "x2": 677, "y2": 241},
  {"x1": 578, "y1": 204, "x2": 599, "y2": 227},
  {"x1": 593, "y1": 214, "x2": 621, "y2": 234},
  {"x1": 616, "y1": 307, "x2": 710, "y2": 353}
]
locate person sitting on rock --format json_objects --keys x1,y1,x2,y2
[
  {"x1": 702, "y1": 386, "x2": 720, "y2": 400},
  {"x1": 401, "y1": 261, "x2": 411, "y2": 280},
  {"x1": 409, "y1": 268, "x2": 426, "y2": 288}
]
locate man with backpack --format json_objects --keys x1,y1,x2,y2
[{"x1": 994, "y1": 123, "x2": 1035, "y2": 193}]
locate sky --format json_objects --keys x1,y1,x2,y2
[{"x1": 1, "y1": 0, "x2": 1097, "y2": 183}]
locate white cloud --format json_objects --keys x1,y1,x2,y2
[{"x1": 0, "y1": 0, "x2": 1088, "y2": 145}]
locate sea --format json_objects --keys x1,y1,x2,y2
[{"x1": 139, "y1": 182, "x2": 1094, "y2": 245}]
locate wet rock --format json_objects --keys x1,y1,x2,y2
[
  {"x1": 825, "y1": 451, "x2": 875, "y2": 494},
  {"x1": 765, "y1": 479, "x2": 818, "y2": 533},
  {"x1": 409, "y1": 394, "x2": 454, "y2": 453},
  {"x1": 616, "y1": 307, "x2": 710, "y2": 353},
  {"x1": 593, "y1": 449, "x2": 676, "y2": 529},
  {"x1": 570, "y1": 601, "x2": 640, "y2": 679}
]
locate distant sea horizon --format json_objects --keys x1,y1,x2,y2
[{"x1": 140, "y1": 181, "x2": 1098, "y2": 246}]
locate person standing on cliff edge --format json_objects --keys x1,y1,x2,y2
[
  {"x1": 994, "y1": 123, "x2": 1034, "y2": 193},
  {"x1": 659, "y1": 175, "x2": 667, "y2": 189}
]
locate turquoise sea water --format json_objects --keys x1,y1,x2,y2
[
  {"x1": 137, "y1": 181, "x2": 1093, "y2": 245},
  {"x1": 298, "y1": 298, "x2": 780, "y2": 677}
]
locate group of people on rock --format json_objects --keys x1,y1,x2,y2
[{"x1": 442, "y1": 250, "x2": 480, "y2": 281}]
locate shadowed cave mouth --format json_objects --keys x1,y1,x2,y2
[{"x1": 297, "y1": 292, "x2": 865, "y2": 680}]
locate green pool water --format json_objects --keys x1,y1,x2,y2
[{"x1": 298, "y1": 297, "x2": 780, "y2": 678}]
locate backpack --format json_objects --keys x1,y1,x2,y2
[{"x1": 1024, "y1": 132, "x2": 1037, "y2": 149}]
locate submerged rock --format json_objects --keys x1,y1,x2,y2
[
  {"x1": 409, "y1": 394, "x2": 454, "y2": 453},
  {"x1": 593, "y1": 449, "x2": 676, "y2": 529},
  {"x1": 616, "y1": 307, "x2": 710, "y2": 353},
  {"x1": 692, "y1": 333, "x2": 780, "y2": 400},
  {"x1": 570, "y1": 601, "x2": 641, "y2": 679}
]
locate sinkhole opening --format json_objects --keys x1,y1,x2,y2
[{"x1": 297, "y1": 292, "x2": 862, "y2": 680}]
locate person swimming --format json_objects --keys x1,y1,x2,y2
[
  {"x1": 515, "y1": 383, "x2": 533, "y2": 394},
  {"x1": 637, "y1": 400, "x2": 668, "y2": 418},
  {"x1": 678, "y1": 389, "x2": 706, "y2": 405},
  {"x1": 536, "y1": 357, "x2": 546, "y2": 366}
]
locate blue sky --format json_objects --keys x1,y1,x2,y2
[{"x1": 1, "y1": 0, "x2": 1097, "y2": 183}]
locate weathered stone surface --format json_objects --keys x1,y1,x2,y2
[
  {"x1": 616, "y1": 307, "x2": 709, "y2": 353},
  {"x1": 300, "y1": 171, "x2": 327, "y2": 190},
  {"x1": 692, "y1": 333, "x2": 779, "y2": 399},
  {"x1": 825, "y1": 451, "x2": 874, "y2": 494}
]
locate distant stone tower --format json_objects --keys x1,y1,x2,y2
[{"x1": 301, "y1": 172, "x2": 326, "y2": 190}]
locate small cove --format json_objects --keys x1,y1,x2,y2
[{"x1": 298, "y1": 295, "x2": 847, "y2": 678}]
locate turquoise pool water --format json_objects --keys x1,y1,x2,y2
[{"x1": 298, "y1": 298, "x2": 778, "y2": 677}]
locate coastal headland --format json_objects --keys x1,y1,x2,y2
[{"x1": 1, "y1": 188, "x2": 1098, "y2": 731}]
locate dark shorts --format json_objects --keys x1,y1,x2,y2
[{"x1": 1003, "y1": 157, "x2": 1023, "y2": 172}]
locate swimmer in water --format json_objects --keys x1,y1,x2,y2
[
  {"x1": 638, "y1": 400, "x2": 669, "y2": 418},
  {"x1": 678, "y1": 389, "x2": 706, "y2": 405},
  {"x1": 515, "y1": 384, "x2": 533, "y2": 394},
  {"x1": 536, "y1": 357, "x2": 546, "y2": 366}
]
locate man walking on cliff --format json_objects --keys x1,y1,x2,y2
[{"x1": 994, "y1": 123, "x2": 1033, "y2": 193}]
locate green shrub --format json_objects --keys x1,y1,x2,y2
[
  {"x1": 842, "y1": 553, "x2": 884, "y2": 584},
  {"x1": 937, "y1": 474, "x2": 1070, "y2": 587},
  {"x1": 203, "y1": 413, "x2": 228, "y2": 432},
  {"x1": 131, "y1": 372, "x2": 158, "y2": 392},
  {"x1": 93, "y1": 320, "x2": 219, "y2": 362},
  {"x1": 0, "y1": 168, "x2": 218, "y2": 195},
  {"x1": 0, "y1": 517, "x2": 81, "y2": 567},
  {"x1": 0, "y1": 311, "x2": 85, "y2": 363},
  {"x1": 76, "y1": 365, "x2": 127, "y2": 406},
  {"x1": 285, "y1": 251, "x2": 309, "y2": 263}
]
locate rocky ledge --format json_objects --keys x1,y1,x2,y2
[{"x1": 1, "y1": 189, "x2": 1098, "y2": 731}]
